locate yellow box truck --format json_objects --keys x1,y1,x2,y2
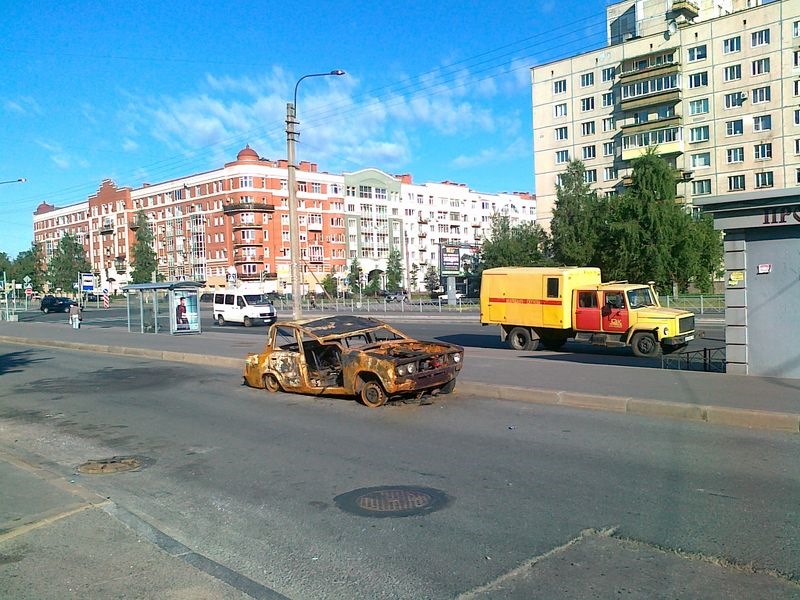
[{"x1": 480, "y1": 267, "x2": 696, "y2": 357}]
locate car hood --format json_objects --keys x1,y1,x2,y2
[{"x1": 360, "y1": 339, "x2": 461, "y2": 360}]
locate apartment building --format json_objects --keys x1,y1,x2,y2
[
  {"x1": 531, "y1": 0, "x2": 800, "y2": 228},
  {"x1": 33, "y1": 146, "x2": 535, "y2": 295}
]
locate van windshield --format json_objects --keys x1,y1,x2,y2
[{"x1": 243, "y1": 294, "x2": 272, "y2": 306}]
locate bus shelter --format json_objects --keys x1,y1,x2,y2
[{"x1": 121, "y1": 281, "x2": 203, "y2": 335}]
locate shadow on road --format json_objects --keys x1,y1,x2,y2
[{"x1": 0, "y1": 349, "x2": 52, "y2": 376}]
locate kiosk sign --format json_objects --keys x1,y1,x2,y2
[{"x1": 440, "y1": 246, "x2": 461, "y2": 276}]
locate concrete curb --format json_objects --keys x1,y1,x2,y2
[{"x1": 1, "y1": 335, "x2": 796, "y2": 434}]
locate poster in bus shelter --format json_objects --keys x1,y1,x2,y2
[
  {"x1": 171, "y1": 290, "x2": 201, "y2": 334},
  {"x1": 440, "y1": 245, "x2": 461, "y2": 276}
]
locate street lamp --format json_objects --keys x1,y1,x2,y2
[
  {"x1": 287, "y1": 69, "x2": 345, "y2": 320},
  {"x1": 0, "y1": 178, "x2": 26, "y2": 185}
]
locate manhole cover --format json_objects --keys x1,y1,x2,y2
[
  {"x1": 76, "y1": 456, "x2": 149, "y2": 475},
  {"x1": 334, "y1": 485, "x2": 450, "y2": 518}
]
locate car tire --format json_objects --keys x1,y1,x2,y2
[
  {"x1": 360, "y1": 378, "x2": 387, "y2": 408},
  {"x1": 439, "y1": 379, "x2": 456, "y2": 394},
  {"x1": 217, "y1": 315, "x2": 225, "y2": 326},
  {"x1": 243, "y1": 316, "x2": 252, "y2": 327},
  {"x1": 264, "y1": 374, "x2": 282, "y2": 393},
  {"x1": 631, "y1": 332, "x2": 659, "y2": 358},
  {"x1": 42, "y1": 307, "x2": 49, "y2": 314}
]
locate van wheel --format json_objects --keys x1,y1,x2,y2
[
  {"x1": 217, "y1": 315, "x2": 225, "y2": 326},
  {"x1": 360, "y1": 378, "x2": 387, "y2": 408},
  {"x1": 631, "y1": 332, "x2": 659, "y2": 358},
  {"x1": 264, "y1": 374, "x2": 282, "y2": 393},
  {"x1": 508, "y1": 327, "x2": 534, "y2": 351},
  {"x1": 243, "y1": 316, "x2": 252, "y2": 327}
]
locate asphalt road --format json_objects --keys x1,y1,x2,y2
[{"x1": 0, "y1": 342, "x2": 796, "y2": 598}]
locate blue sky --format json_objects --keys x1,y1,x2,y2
[{"x1": 1, "y1": 1, "x2": 609, "y2": 257}]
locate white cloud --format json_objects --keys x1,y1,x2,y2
[
  {"x1": 451, "y1": 137, "x2": 530, "y2": 169},
  {"x1": 5, "y1": 96, "x2": 42, "y2": 116},
  {"x1": 122, "y1": 138, "x2": 138, "y2": 152}
]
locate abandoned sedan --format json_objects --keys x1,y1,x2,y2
[{"x1": 243, "y1": 315, "x2": 464, "y2": 407}]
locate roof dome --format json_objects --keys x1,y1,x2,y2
[{"x1": 236, "y1": 145, "x2": 259, "y2": 161}]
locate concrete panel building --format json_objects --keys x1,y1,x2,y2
[{"x1": 531, "y1": 0, "x2": 800, "y2": 228}]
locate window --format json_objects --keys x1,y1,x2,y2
[
  {"x1": 728, "y1": 175, "x2": 745, "y2": 191},
  {"x1": 692, "y1": 179, "x2": 711, "y2": 195},
  {"x1": 795, "y1": 80, "x2": 800, "y2": 97},
  {"x1": 546, "y1": 278, "x2": 560, "y2": 298},
  {"x1": 691, "y1": 152, "x2": 711, "y2": 168},
  {"x1": 554, "y1": 103, "x2": 568, "y2": 117},
  {"x1": 602, "y1": 92, "x2": 614, "y2": 107},
  {"x1": 603, "y1": 167, "x2": 617, "y2": 181},
  {"x1": 755, "y1": 172, "x2": 774, "y2": 188},
  {"x1": 724, "y1": 92, "x2": 745, "y2": 109},
  {"x1": 723, "y1": 64, "x2": 741, "y2": 81},
  {"x1": 602, "y1": 66, "x2": 616, "y2": 82},
  {"x1": 727, "y1": 147, "x2": 744, "y2": 163},
  {"x1": 753, "y1": 114, "x2": 772, "y2": 132},
  {"x1": 688, "y1": 45, "x2": 707, "y2": 62},
  {"x1": 794, "y1": 51, "x2": 800, "y2": 69},
  {"x1": 581, "y1": 121, "x2": 595, "y2": 136},
  {"x1": 796, "y1": 109, "x2": 800, "y2": 126},
  {"x1": 688, "y1": 72, "x2": 708, "y2": 88},
  {"x1": 752, "y1": 86, "x2": 771, "y2": 104},
  {"x1": 726, "y1": 119, "x2": 743, "y2": 136},
  {"x1": 754, "y1": 143, "x2": 772, "y2": 160},
  {"x1": 795, "y1": 20, "x2": 800, "y2": 37},
  {"x1": 584, "y1": 169, "x2": 597, "y2": 183},
  {"x1": 555, "y1": 126, "x2": 568, "y2": 140},
  {"x1": 581, "y1": 97, "x2": 595, "y2": 111},
  {"x1": 689, "y1": 98, "x2": 709, "y2": 115},
  {"x1": 751, "y1": 28, "x2": 770, "y2": 47},
  {"x1": 553, "y1": 79, "x2": 567, "y2": 94},
  {"x1": 690, "y1": 126, "x2": 709, "y2": 142},
  {"x1": 796, "y1": 139, "x2": 800, "y2": 155},
  {"x1": 602, "y1": 117, "x2": 615, "y2": 132},
  {"x1": 751, "y1": 58, "x2": 770, "y2": 76},
  {"x1": 555, "y1": 150, "x2": 569, "y2": 164},
  {"x1": 582, "y1": 145, "x2": 596, "y2": 160},
  {"x1": 723, "y1": 36, "x2": 741, "y2": 54},
  {"x1": 581, "y1": 72, "x2": 594, "y2": 87},
  {"x1": 603, "y1": 142, "x2": 615, "y2": 156}
]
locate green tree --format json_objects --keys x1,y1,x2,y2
[
  {"x1": 346, "y1": 258, "x2": 362, "y2": 293},
  {"x1": 480, "y1": 214, "x2": 550, "y2": 270},
  {"x1": 409, "y1": 263, "x2": 420, "y2": 292},
  {"x1": 47, "y1": 233, "x2": 90, "y2": 292},
  {"x1": 385, "y1": 248, "x2": 403, "y2": 291},
  {"x1": 423, "y1": 264, "x2": 440, "y2": 294},
  {"x1": 0, "y1": 252, "x2": 12, "y2": 278},
  {"x1": 321, "y1": 268, "x2": 337, "y2": 298},
  {"x1": 11, "y1": 243, "x2": 46, "y2": 291},
  {"x1": 550, "y1": 160, "x2": 604, "y2": 267},
  {"x1": 130, "y1": 211, "x2": 159, "y2": 284}
]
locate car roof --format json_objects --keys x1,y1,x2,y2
[{"x1": 278, "y1": 315, "x2": 393, "y2": 340}]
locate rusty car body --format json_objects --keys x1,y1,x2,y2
[{"x1": 243, "y1": 315, "x2": 464, "y2": 407}]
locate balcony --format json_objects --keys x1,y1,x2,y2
[
  {"x1": 418, "y1": 217, "x2": 429, "y2": 225},
  {"x1": 99, "y1": 221, "x2": 114, "y2": 235},
  {"x1": 223, "y1": 201, "x2": 275, "y2": 214},
  {"x1": 307, "y1": 221, "x2": 323, "y2": 232},
  {"x1": 128, "y1": 221, "x2": 140, "y2": 231},
  {"x1": 234, "y1": 254, "x2": 263, "y2": 265},
  {"x1": 260, "y1": 272, "x2": 278, "y2": 280},
  {"x1": 232, "y1": 222, "x2": 259, "y2": 231},
  {"x1": 621, "y1": 126, "x2": 684, "y2": 161},
  {"x1": 308, "y1": 256, "x2": 325, "y2": 264},
  {"x1": 672, "y1": 0, "x2": 699, "y2": 20},
  {"x1": 418, "y1": 231, "x2": 427, "y2": 238},
  {"x1": 620, "y1": 89, "x2": 681, "y2": 112},
  {"x1": 233, "y1": 239, "x2": 262, "y2": 248}
]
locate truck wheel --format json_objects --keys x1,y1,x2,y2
[
  {"x1": 243, "y1": 316, "x2": 253, "y2": 327},
  {"x1": 631, "y1": 332, "x2": 659, "y2": 358},
  {"x1": 508, "y1": 327, "x2": 534, "y2": 351},
  {"x1": 360, "y1": 378, "x2": 387, "y2": 408},
  {"x1": 217, "y1": 315, "x2": 225, "y2": 326}
]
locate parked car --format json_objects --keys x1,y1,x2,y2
[
  {"x1": 243, "y1": 315, "x2": 464, "y2": 407},
  {"x1": 40, "y1": 295, "x2": 77, "y2": 314},
  {"x1": 438, "y1": 292, "x2": 465, "y2": 300}
]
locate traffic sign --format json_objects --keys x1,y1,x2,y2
[
  {"x1": 25, "y1": 286, "x2": 33, "y2": 297},
  {"x1": 81, "y1": 273, "x2": 95, "y2": 292}
]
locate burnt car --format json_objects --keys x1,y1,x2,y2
[{"x1": 243, "y1": 315, "x2": 464, "y2": 407}]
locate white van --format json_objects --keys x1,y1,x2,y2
[{"x1": 212, "y1": 290, "x2": 277, "y2": 327}]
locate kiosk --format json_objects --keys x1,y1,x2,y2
[{"x1": 121, "y1": 281, "x2": 203, "y2": 335}]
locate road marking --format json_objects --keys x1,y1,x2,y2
[{"x1": 0, "y1": 501, "x2": 111, "y2": 542}]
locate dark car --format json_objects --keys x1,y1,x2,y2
[{"x1": 40, "y1": 295, "x2": 77, "y2": 314}]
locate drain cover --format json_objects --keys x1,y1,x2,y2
[
  {"x1": 77, "y1": 456, "x2": 148, "y2": 475},
  {"x1": 334, "y1": 485, "x2": 450, "y2": 518}
]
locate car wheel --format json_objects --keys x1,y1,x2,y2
[
  {"x1": 243, "y1": 316, "x2": 252, "y2": 327},
  {"x1": 508, "y1": 327, "x2": 536, "y2": 351},
  {"x1": 439, "y1": 379, "x2": 456, "y2": 394},
  {"x1": 360, "y1": 378, "x2": 387, "y2": 408},
  {"x1": 631, "y1": 332, "x2": 659, "y2": 358},
  {"x1": 264, "y1": 374, "x2": 282, "y2": 393},
  {"x1": 217, "y1": 315, "x2": 225, "y2": 326},
  {"x1": 42, "y1": 307, "x2": 49, "y2": 314}
]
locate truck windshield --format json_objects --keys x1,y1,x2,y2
[
  {"x1": 244, "y1": 294, "x2": 272, "y2": 306},
  {"x1": 626, "y1": 288, "x2": 656, "y2": 309}
]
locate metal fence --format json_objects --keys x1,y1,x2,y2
[
  {"x1": 270, "y1": 297, "x2": 480, "y2": 315},
  {"x1": 662, "y1": 346, "x2": 726, "y2": 372},
  {"x1": 659, "y1": 295, "x2": 725, "y2": 315}
]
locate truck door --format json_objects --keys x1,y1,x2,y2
[
  {"x1": 574, "y1": 290, "x2": 601, "y2": 331},
  {"x1": 601, "y1": 291, "x2": 629, "y2": 333}
]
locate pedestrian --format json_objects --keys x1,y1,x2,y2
[{"x1": 68, "y1": 303, "x2": 82, "y2": 330}]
